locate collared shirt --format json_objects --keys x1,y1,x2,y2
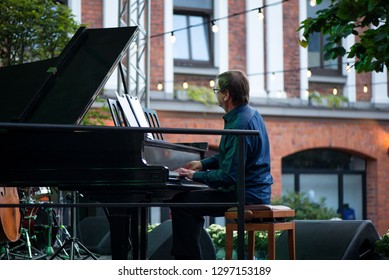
[{"x1": 193, "y1": 104, "x2": 273, "y2": 204}]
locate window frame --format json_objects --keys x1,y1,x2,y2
[
  {"x1": 307, "y1": 0, "x2": 343, "y2": 77},
  {"x1": 173, "y1": 6, "x2": 214, "y2": 68}
]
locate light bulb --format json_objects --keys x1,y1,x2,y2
[
  {"x1": 157, "y1": 82, "x2": 163, "y2": 91},
  {"x1": 333, "y1": 88, "x2": 338, "y2": 95},
  {"x1": 310, "y1": 0, "x2": 316, "y2": 7},
  {"x1": 346, "y1": 63, "x2": 351, "y2": 73},
  {"x1": 363, "y1": 84, "x2": 368, "y2": 93},
  {"x1": 211, "y1": 21, "x2": 219, "y2": 33},
  {"x1": 257, "y1": 8, "x2": 264, "y2": 20},
  {"x1": 183, "y1": 81, "x2": 189, "y2": 89},
  {"x1": 170, "y1": 32, "x2": 176, "y2": 43},
  {"x1": 209, "y1": 80, "x2": 215, "y2": 87},
  {"x1": 307, "y1": 69, "x2": 312, "y2": 78}
]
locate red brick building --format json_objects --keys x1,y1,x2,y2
[{"x1": 69, "y1": 0, "x2": 389, "y2": 235}]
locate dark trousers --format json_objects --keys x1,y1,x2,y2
[
  {"x1": 170, "y1": 189, "x2": 236, "y2": 259},
  {"x1": 106, "y1": 207, "x2": 132, "y2": 260}
]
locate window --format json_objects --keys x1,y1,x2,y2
[
  {"x1": 307, "y1": 0, "x2": 342, "y2": 76},
  {"x1": 173, "y1": 0, "x2": 213, "y2": 67},
  {"x1": 282, "y1": 148, "x2": 366, "y2": 220}
]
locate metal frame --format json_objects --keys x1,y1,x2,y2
[{"x1": 118, "y1": 0, "x2": 150, "y2": 108}]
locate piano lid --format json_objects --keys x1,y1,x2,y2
[{"x1": 0, "y1": 26, "x2": 138, "y2": 125}]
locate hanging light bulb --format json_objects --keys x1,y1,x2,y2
[
  {"x1": 307, "y1": 69, "x2": 312, "y2": 78},
  {"x1": 133, "y1": 43, "x2": 138, "y2": 51},
  {"x1": 157, "y1": 82, "x2": 163, "y2": 91},
  {"x1": 257, "y1": 8, "x2": 264, "y2": 21},
  {"x1": 271, "y1": 72, "x2": 276, "y2": 81},
  {"x1": 346, "y1": 63, "x2": 351, "y2": 73},
  {"x1": 309, "y1": 0, "x2": 317, "y2": 7},
  {"x1": 170, "y1": 32, "x2": 176, "y2": 43},
  {"x1": 333, "y1": 87, "x2": 338, "y2": 95},
  {"x1": 363, "y1": 84, "x2": 368, "y2": 93},
  {"x1": 183, "y1": 81, "x2": 189, "y2": 89},
  {"x1": 209, "y1": 80, "x2": 215, "y2": 87},
  {"x1": 211, "y1": 21, "x2": 219, "y2": 33}
]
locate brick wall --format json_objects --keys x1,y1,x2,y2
[
  {"x1": 82, "y1": 0, "x2": 103, "y2": 28},
  {"x1": 283, "y1": 0, "x2": 301, "y2": 98},
  {"x1": 150, "y1": 0, "x2": 165, "y2": 91},
  {"x1": 228, "y1": 0, "x2": 247, "y2": 72}
]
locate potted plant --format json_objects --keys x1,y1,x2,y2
[{"x1": 375, "y1": 230, "x2": 389, "y2": 259}]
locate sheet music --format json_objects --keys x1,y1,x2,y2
[{"x1": 115, "y1": 92, "x2": 139, "y2": 127}]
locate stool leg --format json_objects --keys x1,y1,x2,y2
[
  {"x1": 267, "y1": 225, "x2": 276, "y2": 260},
  {"x1": 288, "y1": 224, "x2": 296, "y2": 260},
  {"x1": 248, "y1": 230, "x2": 255, "y2": 260},
  {"x1": 225, "y1": 224, "x2": 233, "y2": 260}
]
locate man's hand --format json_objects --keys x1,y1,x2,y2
[
  {"x1": 183, "y1": 160, "x2": 202, "y2": 171},
  {"x1": 176, "y1": 168, "x2": 195, "y2": 180}
]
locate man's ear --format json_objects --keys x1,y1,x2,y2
[{"x1": 224, "y1": 91, "x2": 230, "y2": 101}]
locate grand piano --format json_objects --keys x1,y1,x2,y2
[{"x1": 0, "y1": 26, "x2": 210, "y2": 260}]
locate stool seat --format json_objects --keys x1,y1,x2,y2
[{"x1": 224, "y1": 204, "x2": 296, "y2": 260}]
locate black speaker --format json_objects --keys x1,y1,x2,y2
[
  {"x1": 76, "y1": 216, "x2": 111, "y2": 255},
  {"x1": 276, "y1": 220, "x2": 380, "y2": 260},
  {"x1": 77, "y1": 218, "x2": 216, "y2": 259},
  {"x1": 148, "y1": 220, "x2": 216, "y2": 260}
]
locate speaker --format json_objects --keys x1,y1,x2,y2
[
  {"x1": 148, "y1": 220, "x2": 216, "y2": 260},
  {"x1": 77, "y1": 218, "x2": 216, "y2": 259},
  {"x1": 76, "y1": 216, "x2": 111, "y2": 255},
  {"x1": 276, "y1": 220, "x2": 380, "y2": 260}
]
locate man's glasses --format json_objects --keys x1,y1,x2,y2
[{"x1": 213, "y1": 88, "x2": 221, "y2": 94}]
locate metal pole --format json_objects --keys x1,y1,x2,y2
[{"x1": 237, "y1": 135, "x2": 245, "y2": 260}]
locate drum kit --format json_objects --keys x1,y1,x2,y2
[{"x1": 0, "y1": 187, "x2": 80, "y2": 260}]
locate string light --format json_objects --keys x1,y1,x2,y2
[
  {"x1": 152, "y1": 64, "x2": 386, "y2": 96},
  {"x1": 211, "y1": 21, "x2": 219, "y2": 33},
  {"x1": 152, "y1": 80, "x2": 386, "y2": 101},
  {"x1": 257, "y1": 8, "x2": 264, "y2": 20},
  {"x1": 170, "y1": 32, "x2": 176, "y2": 43},
  {"x1": 150, "y1": 0, "x2": 288, "y2": 40},
  {"x1": 309, "y1": 0, "x2": 316, "y2": 7},
  {"x1": 307, "y1": 69, "x2": 312, "y2": 78}
]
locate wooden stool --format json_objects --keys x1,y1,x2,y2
[{"x1": 225, "y1": 205, "x2": 296, "y2": 260}]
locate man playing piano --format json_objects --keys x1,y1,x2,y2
[{"x1": 172, "y1": 70, "x2": 273, "y2": 260}]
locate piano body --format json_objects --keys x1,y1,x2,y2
[{"x1": 0, "y1": 26, "x2": 208, "y2": 259}]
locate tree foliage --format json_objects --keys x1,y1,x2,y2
[
  {"x1": 0, "y1": 0, "x2": 79, "y2": 66},
  {"x1": 298, "y1": 0, "x2": 389, "y2": 73}
]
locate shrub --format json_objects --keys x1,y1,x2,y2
[
  {"x1": 272, "y1": 191, "x2": 339, "y2": 220},
  {"x1": 375, "y1": 230, "x2": 389, "y2": 258}
]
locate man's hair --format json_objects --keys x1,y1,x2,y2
[{"x1": 217, "y1": 70, "x2": 249, "y2": 105}]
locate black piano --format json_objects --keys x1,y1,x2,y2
[{"x1": 0, "y1": 26, "x2": 210, "y2": 260}]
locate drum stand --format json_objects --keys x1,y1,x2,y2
[
  {"x1": 50, "y1": 191, "x2": 97, "y2": 260},
  {"x1": 0, "y1": 228, "x2": 46, "y2": 260}
]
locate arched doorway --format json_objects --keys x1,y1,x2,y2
[{"x1": 281, "y1": 148, "x2": 366, "y2": 219}]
